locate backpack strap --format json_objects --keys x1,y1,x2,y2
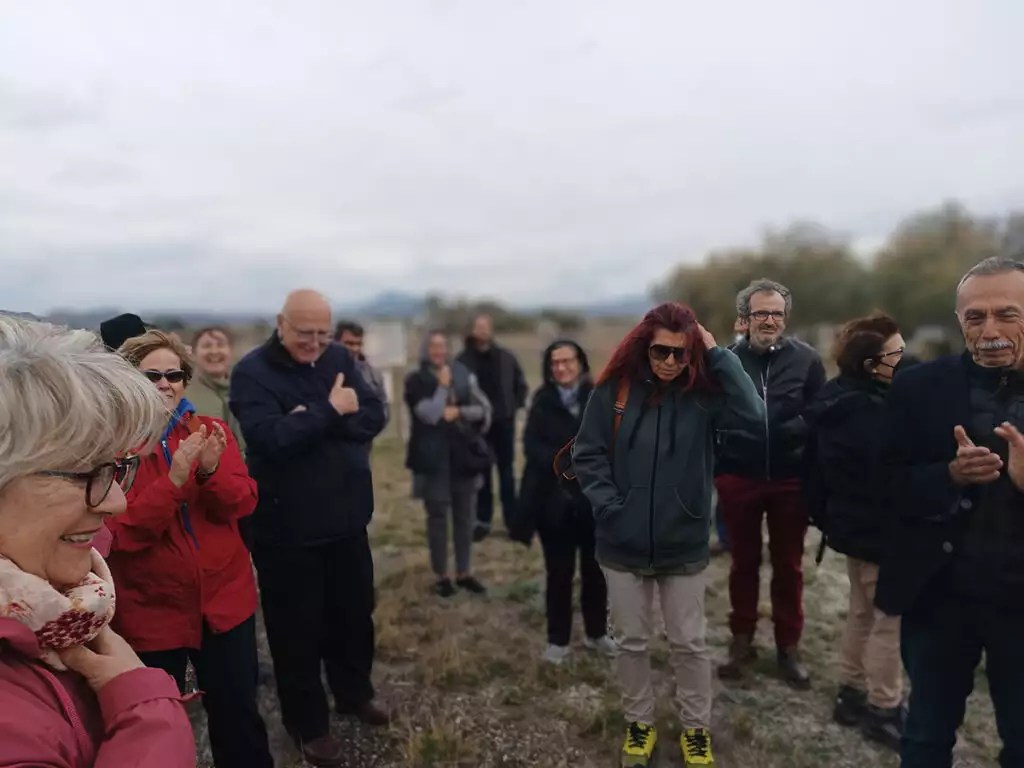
[{"x1": 611, "y1": 378, "x2": 630, "y2": 445}]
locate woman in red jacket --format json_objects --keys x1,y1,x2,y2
[
  {"x1": 0, "y1": 317, "x2": 194, "y2": 767},
  {"x1": 113, "y1": 330, "x2": 273, "y2": 768}
]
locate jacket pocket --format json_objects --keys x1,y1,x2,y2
[
  {"x1": 596, "y1": 487, "x2": 649, "y2": 557},
  {"x1": 652, "y1": 486, "x2": 709, "y2": 561}
]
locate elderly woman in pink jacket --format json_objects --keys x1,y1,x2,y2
[{"x1": 0, "y1": 317, "x2": 194, "y2": 767}]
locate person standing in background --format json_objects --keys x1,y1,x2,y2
[
  {"x1": 457, "y1": 313, "x2": 528, "y2": 541},
  {"x1": 404, "y1": 330, "x2": 492, "y2": 597},
  {"x1": 99, "y1": 312, "x2": 148, "y2": 351},
  {"x1": 516, "y1": 340, "x2": 616, "y2": 664},
  {"x1": 335, "y1": 320, "x2": 391, "y2": 430},
  {"x1": 715, "y1": 278, "x2": 826, "y2": 689},
  {"x1": 230, "y1": 290, "x2": 387, "y2": 768}
]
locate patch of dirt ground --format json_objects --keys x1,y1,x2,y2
[{"x1": 189, "y1": 435, "x2": 1002, "y2": 767}]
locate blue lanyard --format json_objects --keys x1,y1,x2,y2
[{"x1": 160, "y1": 432, "x2": 200, "y2": 551}]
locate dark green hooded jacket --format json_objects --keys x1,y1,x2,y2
[{"x1": 573, "y1": 346, "x2": 764, "y2": 574}]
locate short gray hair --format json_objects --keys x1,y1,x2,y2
[
  {"x1": 0, "y1": 318, "x2": 169, "y2": 493},
  {"x1": 956, "y1": 256, "x2": 1024, "y2": 295},
  {"x1": 736, "y1": 278, "x2": 793, "y2": 318}
]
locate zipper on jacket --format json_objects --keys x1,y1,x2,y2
[
  {"x1": 648, "y1": 404, "x2": 662, "y2": 569},
  {"x1": 161, "y1": 438, "x2": 200, "y2": 551},
  {"x1": 760, "y1": 358, "x2": 772, "y2": 480}
]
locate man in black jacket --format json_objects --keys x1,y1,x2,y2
[
  {"x1": 715, "y1": 278, "x2": 826, "y2": 688},
  {"x1": 876, "y1": 256, "x2": 1024, "y2": 768},
  {"x1": 457, "y1": 313, "x2": 528, "y2": 540},
  {"x1": 230, "y1": 289, "x2": 387, "y2": 768}
]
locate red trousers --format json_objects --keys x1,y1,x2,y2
[{"x1": 715, "y1": 474, "x2": 808, "y2": 648}]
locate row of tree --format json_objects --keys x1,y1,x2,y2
[{"x1": 655, "y1": 201, "x2": 1024, "y2": 337}]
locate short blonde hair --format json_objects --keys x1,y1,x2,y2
[
  {"x1": 0, "y1": 317, "x2": 169, "y2": 491},
  {"x1": 118, "y1": 330, "x2": 195, "y2": 386}
]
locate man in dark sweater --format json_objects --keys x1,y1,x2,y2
[
  {"x1": 456, "y1": 314, "x2": 528, "y2": 540},
  {"x1": 230, "y1": 290, "x2": 387, "y2": 767},
  {"x1": 876, "y1": 256, "x2": 1024, "y2": 768},
  {"x1": 714, "y1": 279, "x2": 826, "y2": 689}
]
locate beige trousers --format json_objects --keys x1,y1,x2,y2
[
  {"x1": 839, "y1": 558, "x2": 903, "y2": 709},
  {"x1": 603, "y1": 567, "x2": 712, "y2": 729}
]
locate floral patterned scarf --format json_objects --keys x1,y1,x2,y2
[{"x1": 0, "y1": 548, "x2": 116, "y2": 670}]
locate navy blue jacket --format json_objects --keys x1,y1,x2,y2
[{"x1": 229, "y1": 334, "x2": 386, "y2": 546}]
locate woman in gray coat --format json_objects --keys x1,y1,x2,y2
[{"x1": 404, "y1": 330, "x2": 492, "y2": 597}]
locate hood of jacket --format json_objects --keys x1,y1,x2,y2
[{"x1": 540, "y1": 339, "x2": 591, "y2": 386}]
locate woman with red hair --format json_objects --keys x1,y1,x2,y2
[{"x1": 572, "y1": 302, "x2": 763, "y2": 768}]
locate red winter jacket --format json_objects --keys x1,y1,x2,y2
[
  {"x1": 0, "y1": 618, "x2": 195, "y2": 767},
  {"x1": 107, "y1": 412, "x2": 258, "y2": 652}
]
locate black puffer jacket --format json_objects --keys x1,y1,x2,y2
[
  {"x1": 715, "y1": 336, "x2": 826, "y2": 480},
  {"x1": 513, "y1": 341, "x2": 592, "y2": 543},
  {"x1": 804, "y1": 375, "x2": 890, "y2": 563}
]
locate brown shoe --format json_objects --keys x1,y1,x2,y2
[
  {"x1": 299, "y1": 734, "x2": 344, "y2": 767},
  {"x1": 718, "y1": 634, "x2": 757, "y2": 679},
  {"x1": 778, "y1": 647, "x2": 812, "y2": 690},
  {"x1": 337, "y1": 698, "x2": 391, "y2": 727}
]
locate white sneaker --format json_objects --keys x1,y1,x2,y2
[
  {"x1": 585, "y1": 635, "x2": 619, "y2": 658},
  {"x1": 542, "y1": 644, "x2": 572, "y2": 664}
]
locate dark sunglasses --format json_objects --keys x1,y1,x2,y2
[
  {"x1": 649, "y1": 344, "x2": 689, "y2": 363},
  {"x1": 42, "y1": 455, "x2": 141, "y2": 508},
  {"x1": 141, "y1": 369, "x2": 186, "y2": 384}
]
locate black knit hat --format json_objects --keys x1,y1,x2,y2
[{"x1": 99, "y1": 313, "x2": 148, "y2": 350}]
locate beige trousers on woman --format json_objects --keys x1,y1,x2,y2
[
  {"x1": 603, "y1": 567, "x2": 712, "y2": 729},
  {"x1": 840, "y1": 558, "x2": 903, "y2": 709}
]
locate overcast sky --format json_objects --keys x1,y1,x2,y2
[{"x1": 1, "y1": 1, "x2": 1022, "y2": 313}]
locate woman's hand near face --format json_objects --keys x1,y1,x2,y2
[
  {"x1": 198, "y1": 422, "x2": 227, "y2": 474},
  {"x1": 168, "y1": 430, "x2": 207, "y2": 487},
  {"x1": 57, "y1": 626, "x2": 144, "y2": 693}
]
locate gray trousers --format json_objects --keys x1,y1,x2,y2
[{"x1": 424, "y1": 479, "x2": 477, "y2": 577}]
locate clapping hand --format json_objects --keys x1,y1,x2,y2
[
  {"x1": 168, "y1": 429, "x2": 207, "y2": 487},
  {"x1": 198, "y1": 421, "x2": 227, "y2": 475},
  {"x1": 949, "y1": 425, "x2": 1002, "y2": 486},
  {"x1": 329, "y1": 373, "x2": 359, "y2": 415},
  {"x1": 994, "y1": 421, "x2": 1024, "y2": 492}
]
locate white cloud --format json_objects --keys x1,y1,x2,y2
[{"x1": 1, "y1": 0, "x2": 1023, "y2": 313}]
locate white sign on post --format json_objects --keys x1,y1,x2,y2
[{"x1": 363, "y1": 321, "x2": 408, "y2": 369}]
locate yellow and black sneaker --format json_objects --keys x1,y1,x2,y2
[
  {"x1": 621, "y1": 722, "x2": 657, "y2": 767},
  {"x1": 681, "y1": 728, "x2": 715, "y2": 766}
]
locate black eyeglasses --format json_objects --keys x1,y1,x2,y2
[
  {"x1": 749, "y1": 310, "x2": 786, "y2": 321},
  {"x1": 141, "y1": 369, "x2": 186, "y2": 384},
  {"x1": 649, "y1": 344, "x2": 689, "y2": 363},
  {"x1": 42, "y1": 456, "x2": 141, "y2": 508}
]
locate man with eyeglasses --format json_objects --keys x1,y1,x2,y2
[
  {"x1": 713, "y1": 278, "x2": 826, "y2": 689},
  {"x1": 875, "y1": 256, "x2": 1024, "y2": 767},
  {"x1": 229, "y1": 289, "x2": 387, "y2": 768}
]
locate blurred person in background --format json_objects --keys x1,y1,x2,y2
[
  {"x1": 457, "y1": 313, "x2": 528, "y2": 540},
  {"x1": 335, "y1": 319, "x2": 391, "y2": 430},
  {"x1": 113, "y1": 330, "x2": 272, "y2": 768},
  {"x1": 715, "y1": 278, "x2": 826, "y2": 689},
  {"x1": 230, "y1": 289, "x2": 387, "y2": 768},
  {"x1": 573, "y1": 302, "x2": 764, "y2": 768},
  {"x1": 515, "y1": 340, "x2": 616, "y2": 664},
  {"x1": 186, "y1": 325, "x2": 275, "y2": 687},
  {"x1": 0, "y1": 317, "x2": 194, "y2": 766},
  {"x1": 803, "y1": 313, "x2": 907, "y2": 750},
  {"x1": 876, "y1": 257, "x2": 1024, "y2": 768},
  {"x1": 405, "y1": 330, "x2": 492, "y2": 598}
]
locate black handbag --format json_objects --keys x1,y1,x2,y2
[{"x1": 448, "y1": 420, "x2": 493, "y2": 477}]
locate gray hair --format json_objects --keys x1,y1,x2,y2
[
  {"x1": 0, "y1": 317, "x2": 169, "y2": 493},
  {"x1": 956, "y1": 256, "x2": 1024, "y2": 295},
  {"x1": 736, "y1": 278, "x2": 793, "y2": 318}
]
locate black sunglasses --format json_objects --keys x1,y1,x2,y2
[
  {"x1": 141, "y1": 369, "x2": 186, "y2": 384},
  {"x1": 649, "y1": 344, "x2": 689, "y2": 363},
  {"x1": 42, "y1": 455, "x2": 141, "y2": 508}
]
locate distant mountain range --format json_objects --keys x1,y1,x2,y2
[{"x1": 5, "y1": 291, "x2": 651, "y2": 330}]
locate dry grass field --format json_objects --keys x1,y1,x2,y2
[{"x1": 190, "y1": 326, "x2": 1001, "y2": 767}]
